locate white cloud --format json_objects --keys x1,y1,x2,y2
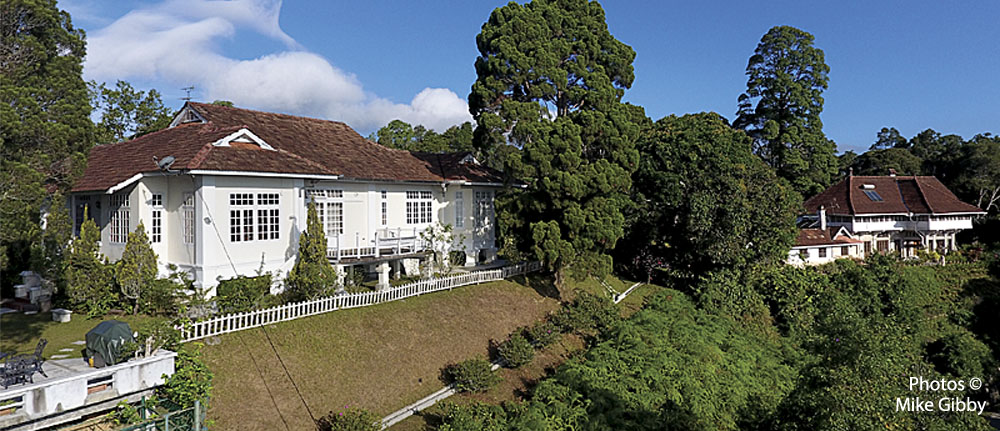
[{"x1": 83, "y1": 0, "x2": 471, "y2": 131}]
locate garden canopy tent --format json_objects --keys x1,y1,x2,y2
[{"x1": 85, "y1": 320, "x2": 134, "y2": 367}]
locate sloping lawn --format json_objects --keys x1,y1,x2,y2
[
  {"x1": 0, "y1": 312, "x2": 150, "y2": 359},
  {"x1": 202, "y1": 278, "x2": 561, "y2": 431}
]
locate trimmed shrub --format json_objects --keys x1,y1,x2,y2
[
  {"x1": 497, "y1": 333, "x2": 534, "y2": 368},
  {"x1": 552, "y1": 291, "x2": 621, "y2": 336},
  {"x1": 449, "y1": 250, "x2": 467, "y2": 267},
  {"x1": 316, "y1": 407, "x2": 380, "y2": 431},
  {"x1": 216, "y1": 274, "x2": 272, "y2": 313},
  {"x1": 525, "y1": 320, "x2": 560, "y2": 348},
  {"x1": 443, "y1": 357, "x2": 500, "y2": 392}
]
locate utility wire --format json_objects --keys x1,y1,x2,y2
[
  {"x1": 260, "y1": 323, "x2": 317, "y2": 423},
  {"x1": 236, "y1": 330, "x2": 291, "y2": 431}
]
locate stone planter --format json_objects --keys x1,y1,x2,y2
[{"x1": 52, "y1": 308, "x2": 72, "y2": 323}]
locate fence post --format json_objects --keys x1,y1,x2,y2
[{"x1": 194, "y1": 399, "x2": 201, "y2": 431}]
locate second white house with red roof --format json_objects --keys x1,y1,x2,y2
[{"x1": 789, "y1": 173, "x2": 986, "y2": 265}]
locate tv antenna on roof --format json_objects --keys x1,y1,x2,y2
[{"x1": 181, "y1": 86, "x2": 195, "y2": 101}]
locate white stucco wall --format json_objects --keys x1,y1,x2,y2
[{"x1": 81, "y1": 174, "x2": 502, "y2": 293}]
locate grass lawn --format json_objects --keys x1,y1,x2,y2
[
  {"x1": 202, "y1": 278, "x2": 561, "y2": 431},
  {"x1": 0, "y1": 312, "x2": 150, "y2": 359}
]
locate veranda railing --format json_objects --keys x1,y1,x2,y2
[{"x1": 176, "y1": 262, "x2": 541, "y2": 343}]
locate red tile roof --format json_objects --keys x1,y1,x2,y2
[
  {"x1": 794, "y1": 227, "x2": 862, "y2": 247},
  {"x1": 803, "y1": 175, "x2": 984, "y2": 215},
  {"x1": 72, "y1": 102, "x2": 503, "y2": 192}
]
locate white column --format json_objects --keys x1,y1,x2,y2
[{"x1": 376, "y1": 261, "x2": 390, "y2": 291}]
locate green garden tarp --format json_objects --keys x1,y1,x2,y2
[{"x1": 85, "y1": 320, "x2": 134, "y2": 367}]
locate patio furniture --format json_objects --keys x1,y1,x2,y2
[{"x1": 0, "y1": 339, "x2": 47, "y2": 389}]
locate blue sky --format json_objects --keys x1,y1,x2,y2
[{"x1": 66, "y1": 0, "x2": 999, "y2": 153}]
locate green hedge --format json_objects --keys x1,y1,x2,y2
[{"x1": 216, "y1": 274, "x2": 272, "y2": 313}]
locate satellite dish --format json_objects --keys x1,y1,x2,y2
[{"x1": 153, "y1": 155, "x2": 176, "y2": 172}]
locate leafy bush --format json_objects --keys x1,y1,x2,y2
[
  {"x1": 525, "y1": 320, "x2": 560, "y2": 348},
  {"x1": 552, "y1": 291, "x2": 621, "y2": 336},
  {"x1": 497, "y1": 333, "x2": 534, "y2": 368},
  {"x1": 107, "y1": 400, "x2": 142, "y2": 425},
  {"x1": 443, "y1": 357, "x2": 500, "y2": 392},
  {"x1": 158, "y1": 343, "x2": 212, "y2": 408},
  {"x1": 437, "y1": 402, "x2": 512, "y2": 431},
  {"x1": 449, "y1": 250, "x2": 467, "y2": 267},
  {"x1": 316, "y1": 407, "x2": 380, "y2": 431},
  {"x1": 216, "y1": 274, "x2": 272, "y2": 313}
]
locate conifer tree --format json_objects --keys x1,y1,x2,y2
[
  {"x1": 734, "y1": 26, "x2": 837, "y2": 197},
  {"x1": 470, "y1": 0, "x2": 640, "y2": 288},
  {"x1": 63, "y1": 207, "x2": 115, "y2": 317},
  {"x1": 117, "y1": 221, "x2": 158, "y2": 314},
  {"x1": 285, "y1": 201, "x2": 338, "y2": 301}
]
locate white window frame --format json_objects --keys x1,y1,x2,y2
[
  {"x1": 307, "y1": 189, "x2": 343, "y2": 238},
  {"x1": 455, "y1": 191, "x2": 464, "y2": 228},
  {"x1": 150, "y1": 193, "x2": 163, "y2": 243},
  {"x1": 229, "y1": 193, "x2": 254, "y2": 242},
  {"x1": 256, "y1": 193, "x2": 280, "y2": 241},
  {"x1": 406, "y1": 190, "x2": 433, "y2": 225},
  {"x1": 381, "y1": 190, "x2": 387, "y2": 226},
  {"x1": 182, "y1": 193, "x2": 195, "y2": 244},
  {"x1": 110, "y1": 192, "x2": 130, "y2": 243},
  {"x1": 474, "y1": 191, "x2": 494, "y2": 230}
]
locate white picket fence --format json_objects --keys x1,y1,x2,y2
[{"x1": 177, "y1": 261, "x2": 542, "y2": 343}]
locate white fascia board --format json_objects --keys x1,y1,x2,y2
[
  {"x1": 186, "y1": 170, "x2": 342, "y2": 181},
  {"x1": 212, "y1": 128, "x2": 276, "y2": 151},
  {"x1": 106, "y1": 173, "x2": 145, "y2": 194}
]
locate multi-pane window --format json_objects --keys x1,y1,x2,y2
[
  {"x1": 110, "y1": 192, "x2": 130, "y2": 243},
  {"x1": 406, "y1": 191, "x2": 433, "y2": 224},
  {"x1": 841, "y1": 246, "x2": 849, "y2": 256},
  {"x1": 454, "y1": 191, "x2": 464, "y2": 228},
  {"x1": 150, "y1": 193, "x2": 163, "y2": 243},
  {"x1": 474, "y1": 191, "x2": 494, "y2": 229},
  {"x1": 182, "y1": 193, "x2": 195, "y2": 244},
  {"x1": 256, "y1": 193, "x2": 280, "y2": 240},
  {"x1": 818, "y1": 248, "x2": 827, "y2": 258},
  {"x1": 326, "y1": 202, "x2": 343, "y2": 236},
  {"x1": 381, "y1": 190, "x2": 387, "y2": 226},
  {"x1": 230, "y1": 193, "x2": 254, "y2": 242}
]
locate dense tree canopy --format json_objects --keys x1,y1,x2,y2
[
  {"x1": 625, "y1": 113, "x2": 799, "y2": 280},
  {"x1": 1, "y1": 0, "x2": 94, "y2": 285},
  {"x1": 849, "y1": 147, "x2": 923, "y2": 176},
  {"x1": 367, "y1": 119, "x2": 474, "y2": 153},
  {"x1": 471, "y1": 0, "x2": 640, "y2": 287},
  {"x1": 90, "y1": 80, "x2": 174, "y2": 145},
  {"x1": 734, "y1": 26, "x2": 837, "y2": 197}
]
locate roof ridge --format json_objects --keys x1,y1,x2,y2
[
  {"x1": 189, "y1": 101, "x2": 350, "y2": 128},
  {"x1": 98, "y1": 121, "x2": 207, "y2": 150},
  {"x1": 910, "y1": 177, "x2": 936, "y2": 213},
  {"x1": 846, "y1": 176, "x2": 856, "y2": 214},
  {"x1": 893, "y1": 177, "x2": 913, "y2": 214}
]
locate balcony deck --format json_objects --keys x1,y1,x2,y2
[
  {"x1": 327, "y1": 228, "x2": 430, "y2": 263},
  {"x1": 0, "y1": 350, "x2": 175, "y2": 431}
]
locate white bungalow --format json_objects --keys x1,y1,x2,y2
[
  {"x1": 788, "y1": 174, "x2": 986, "y2": 265},
  {"x1": 70, "y1": 102, "x2": 504, "y2": 294}
]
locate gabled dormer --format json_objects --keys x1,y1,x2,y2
[
  {"x1": 213, "y1": 128, "x2": 275, "y2": 151},
  {"x1": 169, "y1": 104, "x2": 207, "y2": 127}
]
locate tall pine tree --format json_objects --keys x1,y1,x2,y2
[
  {"x1": 734, "y1": 26, "x2": 837, "y2": 197},
  {"x1": 470, "y1": 0, "x2": 639, "y2": 288}
]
